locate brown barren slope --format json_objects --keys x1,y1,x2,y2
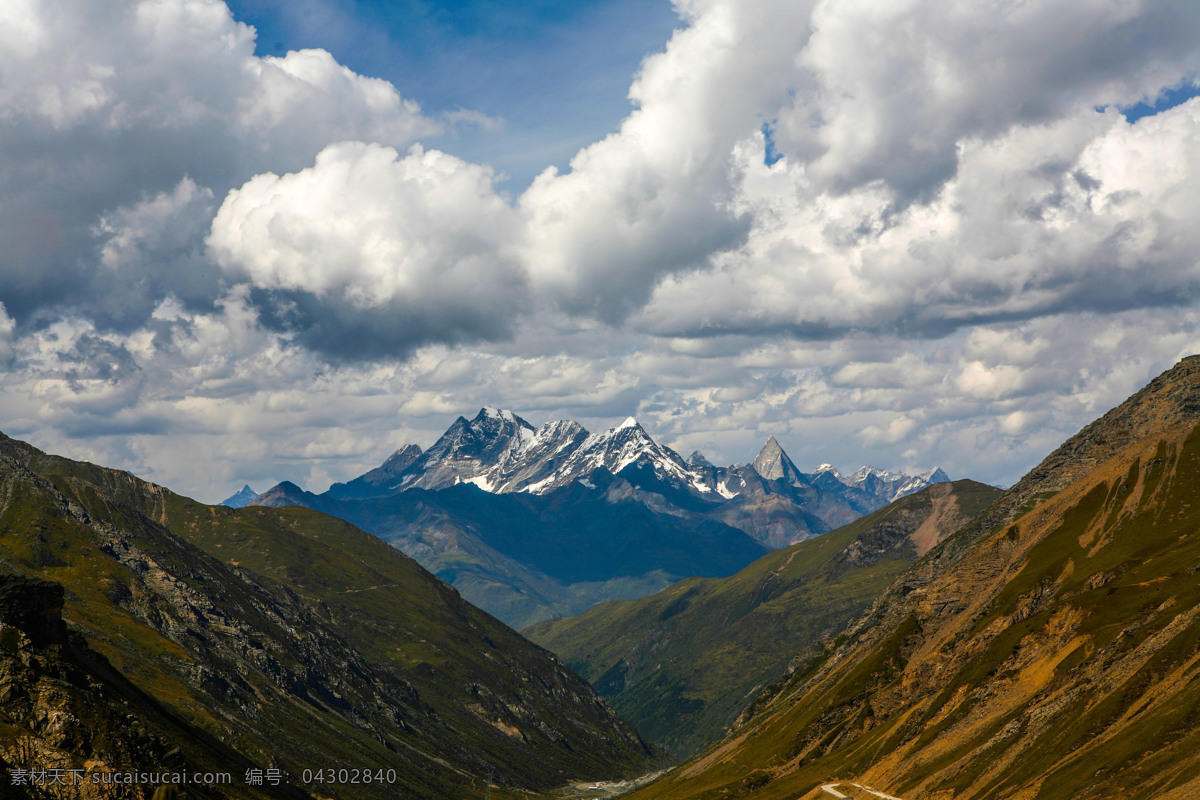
[
  {"x1": 627, "y1": 355, "x2": 1200, "y2": 800},
  {"x1": 525, "y1": 480, "x2": 1000, "y2": 758}
]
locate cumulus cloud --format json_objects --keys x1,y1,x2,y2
[
  {"x1": 516, "y1": 0, "x2": 815, "y2": 320},
  {"x1": 781, "y1": 0, "x2": 1200, "y2": 198},
  {"x1": 208, "y1": 142, "x2": 526, "y2": 357},
  {"x1": 642, "y1": 99, "x2": 1200, "y2": 340},
  {"x1": 0, "y1": 0, "x2": 437, "y2": 326}
]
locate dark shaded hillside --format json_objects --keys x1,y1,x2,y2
[
  {"x1": 0, "y1": 433, "x2": 657, "y2": 800},
  {"x1": 624, "y1": 356, "x2": 1200, "y2": 800},
  {"x1": 525, "y1": 480, "x2": 1000, "y2": 757},
  {"x1": 255, "y1": 469, "x2": 769, "y2": 628}
]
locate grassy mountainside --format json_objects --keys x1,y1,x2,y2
[
  {"x1": 625, "y1": 355, "x2": 1200, "y2": 800},
  {"x1": 0, "y1": 433, "x2": 657, "y2": 799},
  {"x1": 525, "y1": 480, "x2": 1000, "y2": 757}
]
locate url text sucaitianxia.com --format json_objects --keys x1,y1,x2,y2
[{"x1": 10, "y1": 769, "x2": 233, "y2": 787}]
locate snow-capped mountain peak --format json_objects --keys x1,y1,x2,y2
[
  {"x1": 811, "y1": 462, "x2": 843, "y2": 480},
  {"x1": 482, "y1": 406, "x2": 520, "y2": 423},
  {"x1": 844, "y1": 463, "x2": 950, "y2": 502},
  {"x1": 520, "y1": 415, "x2": 692, "y2": 494},
  {"x1": 849, "y1": 464, "x2": 899, "y2": 482},
  {"x1": 336, "y1": 408, "x2": 951, "y2": 516},
  {"x1": 920, "y1": 467, "x2": 951, "y2": 483},
  {"x1": 397, "y1": 408, "x2": 536, "y2": 491}
]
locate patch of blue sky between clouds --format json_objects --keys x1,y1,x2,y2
[
  {"x1": 761, "y1": 122, "x2": 783, "y2": 167},
  {"x1": 1094, "y1": 79, "x2": 1200, "y2": 121},
  {"x1": 224, "y1": 0, "x2": 679, "y2": 190}
]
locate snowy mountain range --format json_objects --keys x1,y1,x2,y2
[{"x1": 323, "y1": 407, "x2": 948, "y2": 508}]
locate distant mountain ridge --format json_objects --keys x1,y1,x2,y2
[{"x1": 253, "y1": 409, "x2": 950, "y2": 627}]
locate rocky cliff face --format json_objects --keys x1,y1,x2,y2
[
  {"x1": 624, "y1": 356, "x2": 1200, "y2": 800},
  {"x1": 0, "y1": 576, "x2": 282, "y2": 800}
]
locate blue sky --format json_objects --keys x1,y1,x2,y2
[
  {"x1": 1120, "y1": 82, "x2": 1200, "y2": 121},
  {"x1": 225, "y1": 0, "x2": 679, "y2": 188}
]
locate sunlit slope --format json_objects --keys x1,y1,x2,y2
[
  {"x1": 526, "y1": 480, "x2": 1000, "y2": 757},
  {"x1": 0, "y1": 433, "x2": 656, "y2": 800},
  {"x1": 626, "y1": 355, "x2": 1200, "y2": 800}
]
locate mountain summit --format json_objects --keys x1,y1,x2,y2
[
  {"x1": 752, "y1": 435, "x2": 810, "y2": 485},
  {"x1": 217, "y1": 484, "x2": 259, "y2": 507}
]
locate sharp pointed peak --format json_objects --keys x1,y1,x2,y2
[
  {"x1": 753, "y1": 435, "x2": 800, "y2": 482},
  {"x1": 616, "y1": 416, "x2": 641, "y2": 431},
  {"x1": 756, "y1": 435, "x2": 785, "y2": 456}
]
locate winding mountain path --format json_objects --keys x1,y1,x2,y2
[{"x1": 817, "y1": 783, "x2": 904, "y2": 800}]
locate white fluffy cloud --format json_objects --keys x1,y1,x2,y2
[
  {"x1": 202, "y1": 0, "x2": 1200, "y2": 344},
  {"x1": 208, "y1": 142, "x2": 526, "y2": 354},
  {"x1": 515, "y1": 0, "x2": 816, "y2": 319},
  {"x1": 0, "y1": 0, "x2": 437, "y2": 324},
  {"x1": 781, "y1": 0, "x2": 1200, "y2": 197},
  {"x1": 641, "y1": 99, "x2": 1200, "y2": 338}
]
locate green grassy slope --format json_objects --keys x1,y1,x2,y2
[
  {"x1": 525, "y1": 480, "x2": 1000, "y2": 757},
  {"x1": 624, "y1": 356, "x2": 1200, "y2": 800},
  {"x1": 0, "y1": 433, "x2": 657, "y2": 800}
]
